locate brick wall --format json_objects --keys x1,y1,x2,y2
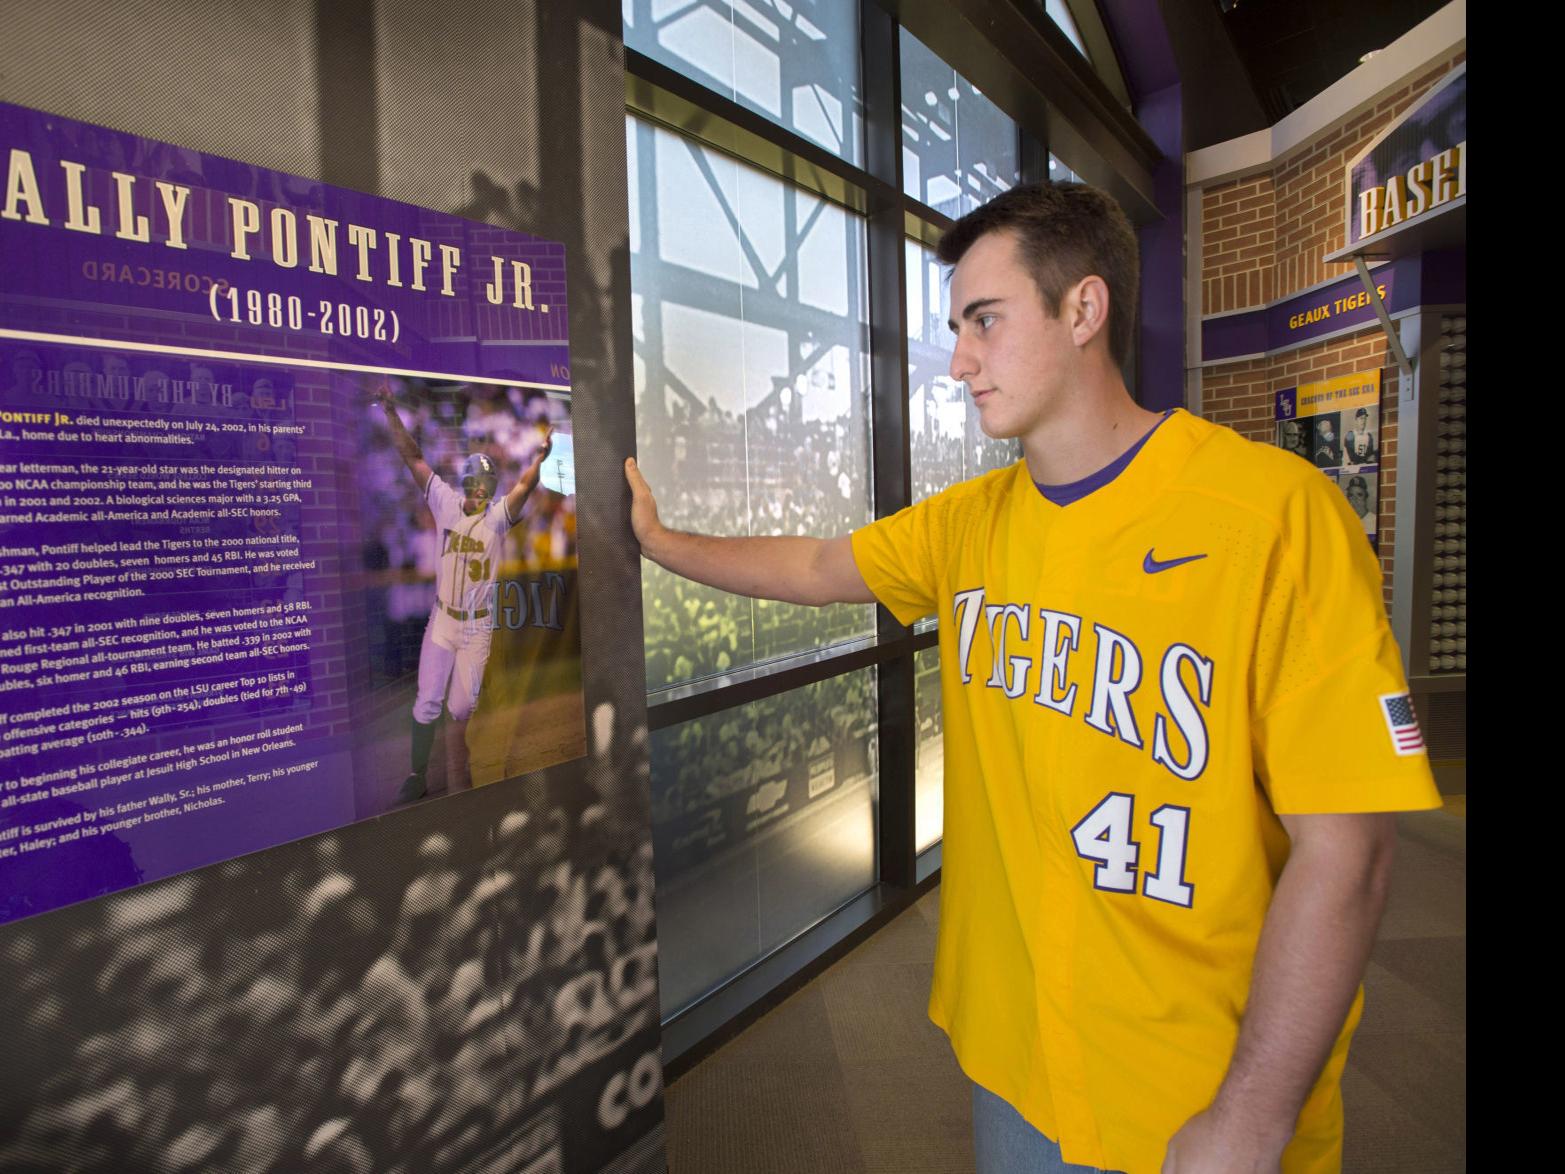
[
  {"x1": 1200, "y1": 174, "x2": 1274, "y2": 314},
  {"x1": 1196, "y1": 51, "x2": 1464, "y2": 608}
]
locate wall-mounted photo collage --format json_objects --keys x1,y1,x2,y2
[{"x1": 1275, "y1": 369, "x2": 1382, "y2": 551}]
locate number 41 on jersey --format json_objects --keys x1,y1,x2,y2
[{"x1": 1070, "y1": 793, "x2": 1194, "y2": 907}]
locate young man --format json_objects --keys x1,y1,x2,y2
[
  {"x1": 625, "y1": 183, "x2": 1439, "y2": 1173},
  {"x1": 377, "y1": 386, "x2": 551, "y2": 802}
]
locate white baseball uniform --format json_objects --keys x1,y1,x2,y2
[{"x1": 412, "y1": 473, "x2": 514, "y2": 723}]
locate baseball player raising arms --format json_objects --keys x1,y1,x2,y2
[
  {"x1": 377, "y1": 385, "x2": 552, "y2": 803},
  {"x1": 624, "y1": 183, "x2": 1440, "y2": 1173}
]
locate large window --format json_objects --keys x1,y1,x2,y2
[
  {"x1": 899, "y1": 28, "x2": 1021, "y2": 220},
  {"x1": 1043, "y1": 0, "x2": 1090, "y2": 59},
  {"x1": 913, "y1": 644, "x2": 944, "y2": 852},
  {"x1": 624, "y1": 0, "x2": 865, "y2": 165},
  {"x1": 649, "y1": 668, "x2": 878, "y2": 1015},
  {"x1": 629, "y1": 117, "x2": 876, "y2": 692}
]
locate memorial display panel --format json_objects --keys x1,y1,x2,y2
[{"x1": 0, "y1": 101, "x2": 585, "y2": 925}]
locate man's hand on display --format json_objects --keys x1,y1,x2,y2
[
  {"x1": 624, "y1": 457, "x2": 663, "y2": 555},
  {"x1": 375, "y1": 383, "x2": 395, "y2": 409},
  {"x1": 1161, "y1": 1107, "x2": 1286, "y2": 1174}
]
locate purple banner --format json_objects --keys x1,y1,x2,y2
[
  {"x1": 1, "y1": 101, "x2": 586, "y2": 926},
  {"x1": 1203, "y1": 260, "x2": 1403, "y2": 363},
  {"x1": 1201, "y1": 247, "x2": 1466, "y2": 365},
  {"x1": 1202, "y1": 248, "x2": 1467, "y2": 363},
  {"x1": 1, "y1": 101, "x2": 569, "y2": 387}
]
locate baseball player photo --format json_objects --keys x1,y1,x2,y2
[
  {"x1": 1342, "y1": 471, "x2": 1378, "y2": 535},
  {"x1": 1311, "y1": 410, "x2": 1343, "y2": 468},
  {"x1": 1342, "y1": 405, "x2": 1379, "y2": 467},
  {"x1": 1276, "y1": 417, "x2": 1309, "y2": 461},
  {"x1": 622, "y1": 181, "x2": 1440, "y2": 1172},
  {"x1": 375, "y1": 383, "x2": 553, "y2": 804}
]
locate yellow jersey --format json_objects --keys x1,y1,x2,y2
[{"x1": 850, "y1": 409, "x2": 1440, "y2": 1173}]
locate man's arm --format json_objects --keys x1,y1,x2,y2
[
  {"x1": 1162, "y1": 811, "x2": 1397, "y2": 1173},
  {"x1": 375, "y1": 385, "x2": 435, "y2": 494},
  {"x1": 625, "y1": 457, "x2": 875, "y2": 606},
  {"x1": 502, "y1": 427, "x2": 554, "y2": 526}
]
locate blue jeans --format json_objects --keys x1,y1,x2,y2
[{"x1": 972, "y1": 1083, "x2": 1123, "y2": 1174}]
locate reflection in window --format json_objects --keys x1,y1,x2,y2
[
  {"x1": 905, "y1": 239, "x2": 1021, "y2": 503},
  {"x1": 900, "y1": 28, "x2": 1020, "y2": 219},
  {"x1": 629, "y1": 116, "x2": 875, "y2": 691},
  {"x1": 623, "y1": 0, "x2": 864, "y2": 166},
  {"x1": 914, "y1": 644, "x2": 944, "y2": 851},
  {"x1": 649, "y1": 668, "x2": 879, "y2": 1015}
]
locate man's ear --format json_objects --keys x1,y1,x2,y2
[{"x1": 1068, "y1": 275, "x2": 1111, "y2": 350}]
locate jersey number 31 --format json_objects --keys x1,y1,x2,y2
[{"x1": 1070, "y1": 793, "x2": 1194, "y2": 907}]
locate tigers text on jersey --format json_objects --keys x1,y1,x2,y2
[
  {"x1": 850, "y1": 409, "x2": 1440, "y2": 1174},
  {"x1": 426, "y1": 473, "x2": 511, "y2": 615}
]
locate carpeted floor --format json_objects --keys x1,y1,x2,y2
[{"x1": 663, "y1": 804, "x2": 1465, "y2": 1173}]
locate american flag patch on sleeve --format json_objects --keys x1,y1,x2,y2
[{"x1": 1380, "y1": 692, "x2": 1426, "y2": 756}]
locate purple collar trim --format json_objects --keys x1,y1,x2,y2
[{"x1": 1034, "y1": 411, "x2": 1174, "y2": 506}]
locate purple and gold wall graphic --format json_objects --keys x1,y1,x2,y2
[{"x1": 1, "y1": 100, "x2": 587, "y2": 926}]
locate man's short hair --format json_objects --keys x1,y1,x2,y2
[
  {"x1": 936, "y1": 182, "x2": 1140, "y2": 368},
  {"x1": 1355, "y1": 408, "x2": 1370, "y2": 422},
  {"x1": 1346, "y1": 475, "x2": 1368, "y2": 494}
]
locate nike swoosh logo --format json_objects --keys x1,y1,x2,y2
[{"x1": 1143, "y1": 549, "x2": 1208, "y2": 574}]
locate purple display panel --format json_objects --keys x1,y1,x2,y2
[
  {"x1": 0, "y1": 101, "x2": 585, "y2": 926},
  {"x1": 1, "y1": 101, "x2": 569, "y2": 385}
]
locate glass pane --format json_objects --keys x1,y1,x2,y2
[
  {"x1": 650, "y1": 668, "x2": 879, "y2": 1016},
  {"x1": 624, "y1": 0, "x2": 865, "y2": 166},
  {"x1": 1049, "y1": 153, "x2": 1082, "y2": 184},
  {"x1": 1045, "y1": 0, "x2": 1090, "y2": 60},
  {"x1": 630, "y1": 117, "x2": 876, "y2": 690},
  {"x1": 906, "y1": 239, "x2": 1021, "y2": 502},
  {"x1": 900, "y1": 28, "x2": 1020, "y2": 219},
  {"x1": 914, "y1": 644, "x2": 944, "y2": 851}
]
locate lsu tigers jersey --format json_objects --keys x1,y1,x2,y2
[
  {"x1": 850, "y1": 408, "x2": 1440, "y2": 1174},
  {"x1": 426, "y1": 472, "x2": 511, "y2": 615}
]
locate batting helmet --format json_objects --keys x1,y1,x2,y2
[{"x1": 460, "y1": 453, "x2": 499, "y2": 500}]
